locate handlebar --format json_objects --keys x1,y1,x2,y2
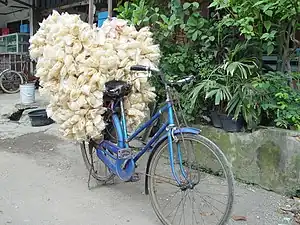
[
  {"x1": 169, "y1": 75, "x2": 195, "y2": 85},
  {"x1": 130, "y1": 65, "x2": 195, "y2": 85},
  {"x1": 130, "y1": 65, "x2": 160, "y2": 73}
]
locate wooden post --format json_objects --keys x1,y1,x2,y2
[
  {"x1": 108, "y1": 0, "x2": 113, "y2": 19},
  {"x1": 29, "y1": 0, "x2": 34, "y2": 37},
  {"x1": 88, "y1": 0, "x2": 94, "y2": 26}
]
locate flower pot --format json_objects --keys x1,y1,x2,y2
[
  {"x1": 210, "y1": 110, "x2": 223, "y2": 128},
  {"x1": 219, "y1": 114, "x2": 244, "y2": 132}
]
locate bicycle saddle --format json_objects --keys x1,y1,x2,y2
[{"x1": 104, "y1": 80, "x2": 132, "y2": 99}]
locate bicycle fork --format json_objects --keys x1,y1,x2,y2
[
  {"x1": 167, "y1": 127, "x2": 191, "y2": 186},
  {"x1": 166, "y1": 101, "x2": 193, "y2": 189}
]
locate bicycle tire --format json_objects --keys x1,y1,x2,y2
[
  {"x1": 80, "y1": 140, "x2": 115, "y2": 183},
  {"x1": 0, "y1": 70, "x2": 24, "y2": 94},
  {"x1": 148, "y1": 133, "x2": 234, "y2": 225}
]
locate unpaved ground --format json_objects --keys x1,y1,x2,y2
[{"x1": 0, "y1": 92, "x2": 295, "y2": 225}]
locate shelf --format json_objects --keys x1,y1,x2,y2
[{"x1": 0, "y1": 33, "x2": 30, "y2": 53}]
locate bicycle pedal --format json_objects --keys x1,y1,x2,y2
[{"x1": 117, "y1": 148, "x2": 133, "y2": 160}]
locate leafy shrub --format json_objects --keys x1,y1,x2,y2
[{"x1": 254, "y1": 72, "x2": 300, "y2": 130}]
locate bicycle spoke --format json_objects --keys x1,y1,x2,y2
[
  {"x1": 203, "y1": 194, "x2": 227, "y2": 206},
  {"x1": 179, "y1": 191, "x2": 187, "y2": 225},
  {"x1": 187, "y1": 192, "x2": 196, "y2": 225},
  {"x1": 169, "y1": 191, "x2": 188, "y2": 223},
  {"x1": 191, "y1": 191, "x2": 206, "y2": 225},
  {"x1": 151, "y1": 173, "x2": 179, "y2": 187},
  {"x1": 194, "y1": 187, "x2": 227, "y2": 206},
  {"x1": 160, "y1": 189, "x2": 181, "y2": 213},
  {"x1": 194, "y1": 189, "x2": 223, "y2": 221}
]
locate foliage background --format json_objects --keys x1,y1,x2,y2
[{"x1": 115, "y1": 0, "x2": 300, "y2": 131}]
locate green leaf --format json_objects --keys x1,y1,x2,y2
[
  {"x1": 209, "y1": 36, "x2": 215, "y2": 41},
  {"x1": 192, "y1": 2, "x2": 200, "y2": 9},
  {"x1": 161, "y1": 15, "x2": 169, "y2": 23},
  {"x1": 215, "y1": 90, "x2": 221, "y2": 105},
  {"x1": 246, "y1": 25, "x2": 253, "y2": 31},
  {"x1": 150, "y1": 14, "x2": 158, "y2": 23},
  {"x1": 226, "y1": 62, "x2": 238, "y2": 76},
  {"x1": 183, "y1": 2, "x2": 191, "y2": 10},
  {"x1": 265, "y1": 10, "x2": 273, "y2": 17},
  {"x1": 178, "y1": 64, "x2": 185, "y2": 72},
  {"x1": 205, "y1": 89, "x2": 218, "y2": 100},
  {"x1": 262, "y1": 3, "x2": 274, "y2": 12},
  {"x1": 267, "y1": 44, "x2": 274, "y2": 55},
  {"x1": 270, "y1": 30, "x2": 277, "y2": 36},
  {"x1": 280, "y1": 13, "x2": 290, "y2": 21},
  {"x1": 208, "y1": 1, "x2": 218, "y2": 8},
  {"x1": 253, "y1": 0, "x2": 266, "y2": 7},
  {"x1": 187, "y1": 16, "x2": 198, "y2": 26},
  {"x1": 264, "y1": 21, "x2": 271, "y2": 32},
  {"x1": 261, "y1": 33, "x2": 270, "y2": 40},
  {"x1": 192, "y1": 32, "x2": 198, "y2": 41}
]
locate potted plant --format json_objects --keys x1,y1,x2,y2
[{"x1": 189, "y1": 43, "x2": 261, "y2": 132}]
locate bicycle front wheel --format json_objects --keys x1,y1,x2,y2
[
  {"x1": 148, "y1": 134, "x2": 234, "y2": 225},
  {"x1": 0, "y1": 70, "x2": 24, "y2": 94}
]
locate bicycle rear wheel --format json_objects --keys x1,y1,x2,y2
[
  {"x1": 148, "y1": 134, "x2": 234, "y2": 225},
  {"x1": 80, "y1": 140, "x2": 115, "y2": 183},
  {"x1": 0, "y1": 70, "x2": 24, "y2": 94}
]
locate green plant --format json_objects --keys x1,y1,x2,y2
[
  {"x1": 156, "y1": 14, "x2": 181, "y2": 40},
  {"x1": 161, "y1": 45, "x2": 196, "y2": 74},
  {"x1": 210, "y1": 0, "x2": 300, "y2": 73},
  {"x1": 116, "y1": 1, "x2": 263, "y2": 125},
  {"x1": 254, "y1": 71, "x2": 300, "y2": 130},
  {"x1": 189, "y1": 43, "x2": 261, "y2": 128},
  {"x1": 115, "y1": 0, "x2": 160, "y2": 28}
]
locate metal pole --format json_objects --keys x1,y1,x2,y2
[
  {"x1": 108, "y1": 0, "x2": 112, "y2": 19},
  {"x1": 88, "y1": 0, "x2": 94, "y2": 26}
]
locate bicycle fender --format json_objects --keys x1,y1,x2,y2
[{"x1": 144, "y1": 127, "x2": 201, "y2": 195}]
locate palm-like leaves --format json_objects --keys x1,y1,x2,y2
[
  {"x1": 189, "y1": 74, "x2": 231, "y2": 110},
  {"x1": 189, "y1": 43, "x2": 260, "y2": 128}
]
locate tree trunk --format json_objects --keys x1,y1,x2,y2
[
  {"x1": 277, "y1": 27, "x2": 285, "y2": 72},
  {"x1": 281, "y1": 22, "x2": 293, "y2": 72}
]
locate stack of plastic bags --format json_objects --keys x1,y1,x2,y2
[{"x1": 29, "y1": 11, "x2": 160, "y2": 141}]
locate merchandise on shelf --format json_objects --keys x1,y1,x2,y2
[{"x1": 0, "y1": 33, "x2": 30, "y2": 53}]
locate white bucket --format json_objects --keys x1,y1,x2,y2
[{"x1": 20, "y1": 83, "x2": 36, "y2": 105}]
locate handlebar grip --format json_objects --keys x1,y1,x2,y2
[
  {"x1": 130, "y1": 65, "x2": 150, "y2": 72},
  {"x1": 176, "y1": 75, "x2": 195, "y2": 84}
]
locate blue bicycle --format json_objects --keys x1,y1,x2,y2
[{"x1": 81, "y1": 65, "x2": 234, "y2": 225}]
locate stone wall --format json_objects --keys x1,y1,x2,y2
[{"x1": 198, "y1": 125, "x2": 300, "y2": 195}]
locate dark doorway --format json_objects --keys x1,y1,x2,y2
[{"x1": 7, "y1": 19, "x2": 29, "y2": 33}]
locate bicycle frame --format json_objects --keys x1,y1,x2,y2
[
  {"x1": 109, "y1": 95, "x2": 194, "y2": 185},
  {"x1": 112, "y1": 100, "x2": 173, "y2": 161},
  {"x1": 96, "y1": 71, "x2": 200, "y2": 184}
]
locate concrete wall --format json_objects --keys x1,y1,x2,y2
[{"x1": 199, "y1": 125, "x2": 300, "y2": 195}]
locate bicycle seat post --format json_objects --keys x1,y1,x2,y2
[{"x1": 119, "y1": 97, "x2": 129, "y2": 148}]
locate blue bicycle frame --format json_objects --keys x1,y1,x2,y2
[{"x1": 97, "y1": 93, "x2": 200, "y2": 184}]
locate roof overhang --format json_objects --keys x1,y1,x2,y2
[{"x1": 0, "y1": 0, "x2": 33, "y2": 15}]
